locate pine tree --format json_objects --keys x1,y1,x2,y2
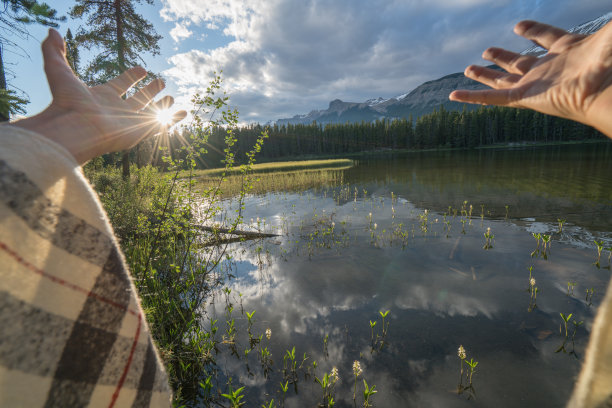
[
  {"x1": 0, "y1": 0, "x2": 65, "y2": 121},
  {"x1": 64, "y1": 28, "x2": 80, "y2": 76},
  {"x1": 70, "y1": 0, "x2": 162, "y2": 178}
]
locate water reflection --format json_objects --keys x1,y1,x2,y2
[{"x1": 205, "y1": 144, "x2": 612, "y2": 407}]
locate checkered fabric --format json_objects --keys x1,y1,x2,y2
[{"x1": 0, "y1": 126, "x2": 171, "y2": 407}]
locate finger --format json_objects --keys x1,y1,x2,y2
[
  {"x1": 125, "y1": 78, "x2": 166, "y2": 111},
  {"x1": 464, "y1": 65, "x2": 521, "y2": 89},
  {"x1": 515, "y1": 20, "x2": 569, "y2": 50},
  {"x1": 482, "y1": 47, "x2": 539, "y2": 75},
  {"x1": 42, "y1": 28, "x2": 77, "y2": 98},
  {"x1": 104, "y1": 66, "x2": 147, "y2": 97},
  {"x1": 150, "y1": 95, "x2": 175, "y2": 112},
  {"x1": 137, "y1": 96, "x2": 174, "y2": 123},
  {"x1": 170, "y1": 110, "x2": 187, "y2": 126},
  {"x1": 449, "y1": 88, "x2": 522, "y2": 107}
]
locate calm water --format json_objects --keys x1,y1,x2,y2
[{"x1": 206, "y1": 143, "x2": 612, "y2": 407}]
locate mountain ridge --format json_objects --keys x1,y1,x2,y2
[{"x1": 276, "y1": 12, "x2": 612, "y2": 126}]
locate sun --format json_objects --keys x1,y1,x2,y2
[{"x1": 156, "y1": 109, "x2": 175, "y2": 126}]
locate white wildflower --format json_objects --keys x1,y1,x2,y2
[
  {"x1": 330, "y1": 367, "x2": 339, "y2": 383},
  {"x1": 265, "y1": 328, "x2": 271, "y2": 340},
  {"x1": 458, "y1": 345, "x2": 466, "y2": 360},
  {"x1": 530, "y1": 278, "x2": 536, "y2": 287},
  {"x1": 352, "y1": 360, "x2": 362, "y2": 377}
]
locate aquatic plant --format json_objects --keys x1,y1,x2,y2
[
  {"x1": 199, "y1": 376, "x2": 213, "y2": 403},
  {"x1": 258, "y1": 346, "x2": 273, "y2": 378},
  {"x1": 567, "y1": 282, "x2": 576, "y2": 297},
  {"x1": 362, "y1": 379, "x2": 378, "y2": 407},
  {"x1": 542, "y1": 234, "x2": 551, "y2": 250},
  {"x1": 465, "y1": 358, "x2": 478, "y2": 385},
  {"x1": 594, "y1": 240, "x2": 604, "y2": 267},
  {"x1": 560, "y1": 313, "x2": 572, "y2": 338},
  {"x1": 353, "y1": 360, "x2": 363, "y2": 402},
  {"x1": 279, "y1": 381, "x2": 289, "y2": 407},
  {"x1": 528, "y1": 269, "x2": 538, "y2": 311},
  {"x1": 557, "y1": 219, "x2": 566, "y2": 233},
  {"x1": 457, "y1": 345, "x2": 466, "y2": 382},
  {"x1": 527, "y1": 266, "x2": 534, "y2": 287},
  {"x1": 571, "y1": 319, "x2": 584, "y2": 343},
  {"x1": 323, "y1": 334, "x2": 329, "y2": 359},
  {"x1": 380, "y1": 310, "x2": 390, "y2": 335},
  {"x1": 261, "y1": 400, "x2": 276, "y2": 408},
  {"x1": 315, "y1": 368, "x2": 339, "y2": 408},
  {"x1": 369, "y1": 320, "x2": 377, "y2": 346},
  {"x1": 586, "y1": 288, "x2": 595, "y2": 306},
  {"x1": 221, "y1": 382, "x2": 246, "y2": 408},
  {"x1": 419, "y1": 209, "x2": 429, "y2": 233},
  {"x1": 531, "y1": 232, "x2": 542, "y2": 258},
  {"x1": 483, "y1": 227, "x2": 494, "y2": 249}
]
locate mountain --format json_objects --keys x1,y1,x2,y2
[{"x1": 276, "y1": 12, "x2": 612, "y2": 126}]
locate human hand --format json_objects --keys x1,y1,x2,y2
[
  {"x1": 449, "y1": 20, "x2": 612, "y2": 138},
  {"x1": 9, "y1": 28, "x2": 187, "y2": 164}
]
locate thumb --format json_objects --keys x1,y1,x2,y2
[{"x1": 42, "y1": 28, "x2": 77, "y2": 98}]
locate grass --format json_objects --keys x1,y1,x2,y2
[
  {"x1": 193, "y1": 160, "x2": 353, "y2": 197},
  {"x1": 190, "y1": 158, "x2": 354, "y2": 178}
]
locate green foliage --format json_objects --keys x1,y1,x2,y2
[
  {"x1": 64, "y1": 28, "x2": 80, "y2": 76},
  {"x1": 69, "y1": 0, "x2": 161, "y2": 85},
  {"x1": 0, "y1": 0, "x2": 65, "y2": 120},
  {"x1": 362, "y1": 379, "x2": 377, "y2": 407},
  {"x1": 221, "y1": 383, "x2": 246, "y2": 408},
  {"x1": 197, "y1": 105, "x2": 606, "y2": 163},
  {"x1": 0, "y1": 0, "x2": 64, "y2": 33},
  {"x1": 87, "y1": 75, "x2": 268, "y2": 406},
  {"x1": 0, "y1": 88, "x2": 28, "y2": 117}
]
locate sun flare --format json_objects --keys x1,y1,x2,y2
[{"x1": 156, "y1": 109, "x2": 175, "y2": 126}]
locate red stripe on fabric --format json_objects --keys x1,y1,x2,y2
[
  {"x1": 109, "y1": 313, "x2": 142, "y2": 408},
  {"x1": 0, "y1": 240, "x2": 138, "y2": 316}
]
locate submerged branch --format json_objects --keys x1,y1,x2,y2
[{"x1": 192, "y1": 224, "x2": 280, "y2": 238}]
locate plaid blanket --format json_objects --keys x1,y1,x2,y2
[{"x1": 0, "y1": 126, "x2": 171, "y2": 407}]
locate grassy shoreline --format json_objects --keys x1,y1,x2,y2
[{"x1": 189, "y1": 158, "x2": 354, "y2": 178}]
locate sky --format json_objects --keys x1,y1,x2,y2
[{"x1": 7, "y1": 0, "x2": 612, "y2": 124}]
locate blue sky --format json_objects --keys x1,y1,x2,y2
[{"x1": 8, "y1": 0, "x2": 612, "y2": 123}]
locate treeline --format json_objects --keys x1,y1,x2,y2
[
  {"x1": 210, "y1": 105, "x2": 605, "y2": 165},
  {"x1": 122, "y1": 104, "x2": 607, "y2": 170}
]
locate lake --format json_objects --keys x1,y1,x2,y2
[{"x1": 204, "y1": 142, "x2": 612, "y2": 407}]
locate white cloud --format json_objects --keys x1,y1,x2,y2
[
  {"x1": 169, "y1": 21, "x2": 193, "y2": 42},
  {"x1": 160, "y1": 0, "x2": 612, "y2": 123}
]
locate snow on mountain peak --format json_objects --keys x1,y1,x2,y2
[
  {"x1": 365, "y1": 97, "x2": 389, "y2": 106},
  {"x1": 521, "y1": 12, "x2": 612, "y2": 56}
]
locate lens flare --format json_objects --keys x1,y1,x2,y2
[{"x1": 156, "y1": 109, "x2": 174, "y2": 126}]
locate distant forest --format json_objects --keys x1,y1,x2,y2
[{"x1": 132, "y1": 104, "x2": 608, "y2": 169}]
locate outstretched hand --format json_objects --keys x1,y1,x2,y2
[
  {"x1": 9, "y1": 28, "x2": 187, "y2": 164},
  {"x1": 449, "y1": 20, "x2": 612, "y2": 138}
]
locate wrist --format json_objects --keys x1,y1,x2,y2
[
  {"x1": 586, "y1": 86, "x2": 612, "y2": 140},
  {"x1": 10, "y1": 109, "x2": 95, "y2": 164}
]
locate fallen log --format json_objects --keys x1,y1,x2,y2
[{"x1": 192, "y1": 224, "x2": 280, "y2": 238}]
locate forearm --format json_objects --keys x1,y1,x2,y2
[{"x1": 7, "y1": 108, "x2": 102, "y2": 165}]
